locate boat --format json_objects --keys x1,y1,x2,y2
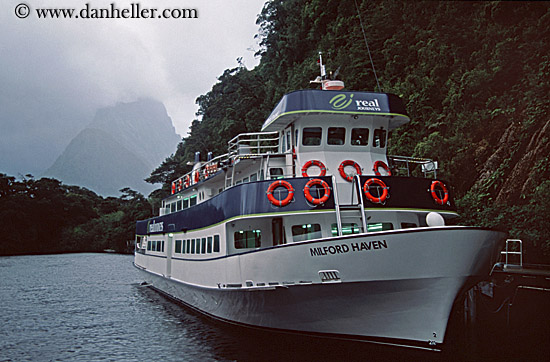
[{"x1": 133, "y1": 60, "x2": 506, "y2": 350}]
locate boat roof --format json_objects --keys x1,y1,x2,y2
[{"x1": 261, "y1": 89, "x2": 410, "y2": 132}]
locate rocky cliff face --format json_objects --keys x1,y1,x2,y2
[{"x1": 44, "y1": 99, "x2": 180, "y2": 196}]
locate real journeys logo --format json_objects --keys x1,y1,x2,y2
[{"x1": 329, "y1": 93, "x2": 382, "y2": 112}]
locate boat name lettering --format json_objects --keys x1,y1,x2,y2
[
  {"x1": 149, "y1": 221, "x2": 164, "y2": 233},
  {"x1": 309, "y1": 240, "x2": 387, "y2": 256},
  {"x1": 355, "y1": 99, "x2": 381, "y2": 111}
]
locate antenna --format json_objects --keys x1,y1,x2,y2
[{"x1": 354, "y1": 0, "x2": 382, "y2": 92}]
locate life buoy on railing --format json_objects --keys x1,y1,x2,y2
[
  {"x1": 193, "y1": 170, "x2": 200, "y2": 184},
  {"x1": 373, "y1": 160, "x2": 391, "y2": 176},
  {"x1": 430, "y1": 180, "x2": 449, "y2": 205},
  {"x1": 304, "y1": 178, "x2": 331, "y2": 205},
  {"x1": 184, "y1": 175, "x2": 190, "y2": 188},
  {"x1": 363, "y1": 178, "x2": 389, "y2": 204},
  {"x1": 301, "y1": 160, "x2": 327, "y2": 177},
  {"x1": 171, "y1": 182, "x2": 176, "y2": 194},
  {"x1": 338, "y1": 160, "x2": 362, "y2": 182},
  {"x1": 178, "y1": 179, "x2": 183, "y2": 191},
  {"x1": 266, "y1": 180, "x2": 295, "y2": 207}
]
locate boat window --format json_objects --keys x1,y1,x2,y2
[
  {"x1": 281, "y1": 132, "x2": 286, "y2": 152},
  {"x1": 351, "y1": 128, "x2": 369, "y2": 146},
  {"x1": 190, "y1": 238, "x2": 196, "y2": 254},
  {"x1": 367, "y1": 222, "x2": 393, "y2": 232},
  {"x1": 147, "y1": 240, "x2": 151, "y2": 251},
  {"x1": 234, "y1": 230, "x2": 261, "y2": 249},
  {"x1": 214, "y1": 235, "x2": 220, "y2": 252},
  {"x1": 269, "y1": 168, "x2": 284, "y2": 179},
  {"x1": 175, "y1": 239, "x2": 182, "y2": 253},
  {"x1": 156, "y1": 241, "x2": 162, "y2": 252},
  {"x1": 327, "y1": 127, "x2": 345, "y2": 145},
  {"x1": 195, "y1": 238, "x2": 201, "y2": 254},
  {"x1": 250, "y1": 173, "x2": 258, "y2": 182},
  {"x1": 170, "y1": 202, "x2": 176, "y2": 213},
  {"x1": 207, "y1": 236, "x2": 213, "y2": 253},
  {"x1": 243, "y1": 177, "x2": 249, "y2": 183},
  {"x1": 189, "y1": 195, "x2": 197, "y2": 207},
  {"x1": 182, "y1": 198, "x2": 189, "y2": 209},
  {"x1": 373, "y1": 128, "x2": 387, "y2": 148},
  {"x1": 401, "y1": 222, "x2": 417, "y2": 229},
  {"x1": 286, "y1": 130, "x2": 292, "y2": 151},
  {"x1": 201, "y1": 238, "x2": 207, "y2": 254},
  {"x1": 186, "y1": 239, "x2": 191, "y2": 253},
  {"x1": 302, "y1": 127, "x2": 322, "y2": 146},
  {"x1": 292, "y1": 224, "x2": 321, "y2": 242},
  {"x1": 331, "y1": 223, "x2": 361, "y2": 236}
]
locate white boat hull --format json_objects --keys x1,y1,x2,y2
[{"x1": 134, "y1": 226, "x2": 505, "y2": 349}]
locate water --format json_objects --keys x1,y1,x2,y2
[{"x1": 0, "y1": 254, "x2": 546, "y2": 362}]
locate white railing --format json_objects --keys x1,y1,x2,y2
[
  {"x1": 500, "y1": 239, "x2": 523, "y2": 267},
  {"x1": 228, "y1": 131, "x2": 280, "y2": 156},
  {"x1": 388, "y1": 155, "x2": 438, "y2": 178}
]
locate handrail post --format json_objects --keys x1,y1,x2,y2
[{"x1": 332, "y1": 175, "x2": 343, "y2": 236}]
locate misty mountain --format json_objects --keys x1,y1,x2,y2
[{"x1": 44, "y1": 99, "x2": 180, "y2": 196}]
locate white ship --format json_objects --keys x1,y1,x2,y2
[{"x1": 134, "y1": 67, "x2": 505, "y2": 350}]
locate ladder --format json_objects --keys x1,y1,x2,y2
[{"x1": 333, "y1": 175, "x2": 368, "y2": 236}]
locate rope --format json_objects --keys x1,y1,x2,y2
[{"x1": 354, "y1": 0, "x2": 382, "y2": 92}]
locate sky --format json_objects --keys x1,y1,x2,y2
[{"x1": 0, "y1": 0, "x2": 266, "y2": 176}]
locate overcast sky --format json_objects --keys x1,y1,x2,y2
[{"x1": 0, "y1": 0, "x2": 266, "y2": 176}]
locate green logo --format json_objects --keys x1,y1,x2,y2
[{"x1": 329, "y1": 93, "x2": 354, "y2": 110}]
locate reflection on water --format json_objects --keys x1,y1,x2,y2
[{"x1": 0, "y1": 253, "x2": 546, "y2": 362}]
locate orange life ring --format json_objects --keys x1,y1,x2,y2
[
  {"x1": 184, "y1": 175, "x2": 190, "y2": 188},
  {"x1": 373, "y1": 160, "x2": 391, "y2": 176},
  {"x1": 304, "y1": 178, "x2": 331, "y2": 205},
  {"x1": 430, "y1": 181, "x2": 449, "y2": 205},
  {"x1": 266, "y1": 180, "x2": 294, "y2": 207},
  {"x1": 178, "y1": 179, "x2": 183, "y2": 191},
  {"x1": 363, "y1": 178, "x2": 389, "y2": 204},
  {"x1": 194, "y1": 170, "x2": 200, "y2": 184},
  {"x1": 301, "y1": 160, "x2": 327, "y2": 177},
  {"x1": 338, "y1": 160, "x2": 362, "y2": 182},
  {"x1": 171, "y1": 182, "x2": 176, "y2": 194}
]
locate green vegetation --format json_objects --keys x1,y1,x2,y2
[{"x1": 0, "y1": 174, "x2": 152, "y2": 255}]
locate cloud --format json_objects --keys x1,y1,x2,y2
[{"x1": 0, "y1": 0, "x2": 264, "y2": 175}]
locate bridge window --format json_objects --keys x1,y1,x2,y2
[
  {"x1": 235, "y1": 230, "x2": 261, "y2": 249},
  {"x1": 374, "y1": 128, "x2": 387, "y2": 148},
  {"x1": 352, "y1": 128, "x2": 369, "y2": 146},
  {"x1": 292, "y1": 224, "x2": 321, "y2": 242},
  {"x1": 327, "y1": 127, "x2": 345, "y2": 145},
  {"x1": 302, "y1": 127, "x2": 322, "y2": 146}
]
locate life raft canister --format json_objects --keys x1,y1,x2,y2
[
  {"x1": 338, "y1": 160, "x2": 362, "y2": 182},
  {"x1": 266, "y1": 180, "x2": 295, "y2": 207},
  {"x1": 304, "y1": 178, "x2": 331, "y2": 205},
  {"x1": 430, "y1": 180, "x2": 449, "y2": 205},
  {"x1": 301, "y1": 160, "x2": 327, "y2": 177},
  {"x1": 373, "y1": 160, "x2": 391, "y2": 176},
  {"x1": 363, "y1": 178, "x2": 389, "y2": 204}
]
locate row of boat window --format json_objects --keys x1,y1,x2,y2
[
  {"x1": 147, "y1": 240, "x2": 165, "y2": 252},
  {"x1": 174, "y1": 235, "x2": 221, "y2": 254},
  {"x1": 233, "y1": 221, "x2": 417, "y2": 248},
  {"x1": 302, "y1": 127, "x2": 387, "y2": 148},
  {"x1": 168, "y1": 195, "x2": 197, "y2": 213}
]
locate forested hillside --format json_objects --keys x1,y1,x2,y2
[{"x1": 149, "y1": 1, "x2": 550, "y2": 263}]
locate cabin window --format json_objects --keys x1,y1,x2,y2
[
  {"x1": 351, "y1": 128, "x2": 369, "y2": 146},
  {"x1": 373, "y1": 128, "x2": 387, "y2": 148},
  {"x1": 191, "y1": 238, "x2": 196, "y2": 254},
  {"x1": 282, "y1": 132, "x2": 286, "y2": 152},
  {"x1": 147, "y1": 240, "x2": 151, "y2": 251},
  {"x1": 201, "y1": 238, "x2": 207, "y2": 254},
  {"x1": 302, "y1": 127, "x2": 322, "y2": 146},
  {"x1": 195, "y1": 238, "x2": 201, "y2": 254},
  {"x1": 401, "y1": 222, "x2": 417, "y2": 229},
  {"x1": 234, "y1": 230, "x2": 261, "y2": 249},
  {"x1": 175, "y1": 240, "x2": 182, "y2": 253},
  {"x1": 189, "y1": 195, "x2": 197, "y2": 207},
  {"x1": 186, "y1": 239, "x2": 191, "y2": 253},
  {"x1": 269, "y1": 168, "x2": 284, "y2": 179},
  {"x1": 170, "y1": 202, "x2": 176, "y2": 213},
  {"x1": 331, "y1": 223, "x2": 361, "y2": 236},
  {"x1": 182, "y1": 198, "x2": 189, "y2": 209},
  {"x1": 243, "y1": 177, "x2": 249, "y2": 183},
  {"x1": 207, "y1": 236, "x2": 213, "y2": 253},
  {"x1": 367, "y1": 222, "x2": 393, "y2": 232},
  {"x1": 327, "y1": 127, "x2": 345, "y2": 145},
  {"x1": 214, "y1": 235, "x2": 220, "y2": 252},
  {"x1": 292, "y1": 224, "x2": 321, "y2": 242},
  {"x1": 286, "y1": 130, "x2": 292, "y2": 151},
  {"x1": 250, "y1": 173, "x2": 258, "y2": 182}
]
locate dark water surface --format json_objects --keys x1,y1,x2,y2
[{"x1": 0, "y1": 254, "x2": 546, "y2": 362}]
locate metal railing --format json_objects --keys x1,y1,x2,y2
[
  {"x1": 500, "y1": 239, "x2": 523, "y2": 267},
  {"x1": 228, "y1": 131, "x2": 280, "y2": 156},
  {"x1": 388, "y1": 155, "x2": 438, "y2": 178}
]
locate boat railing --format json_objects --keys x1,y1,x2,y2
[
  {"x1": 500, "y1": 239, "x2": 523, "y2": 268},
  {"x1": 387, "y1": 155, "x2": 438, "y2": 178},
  {"x1": 228, "y1": 131, "x2": 280, "y2": 156}
]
